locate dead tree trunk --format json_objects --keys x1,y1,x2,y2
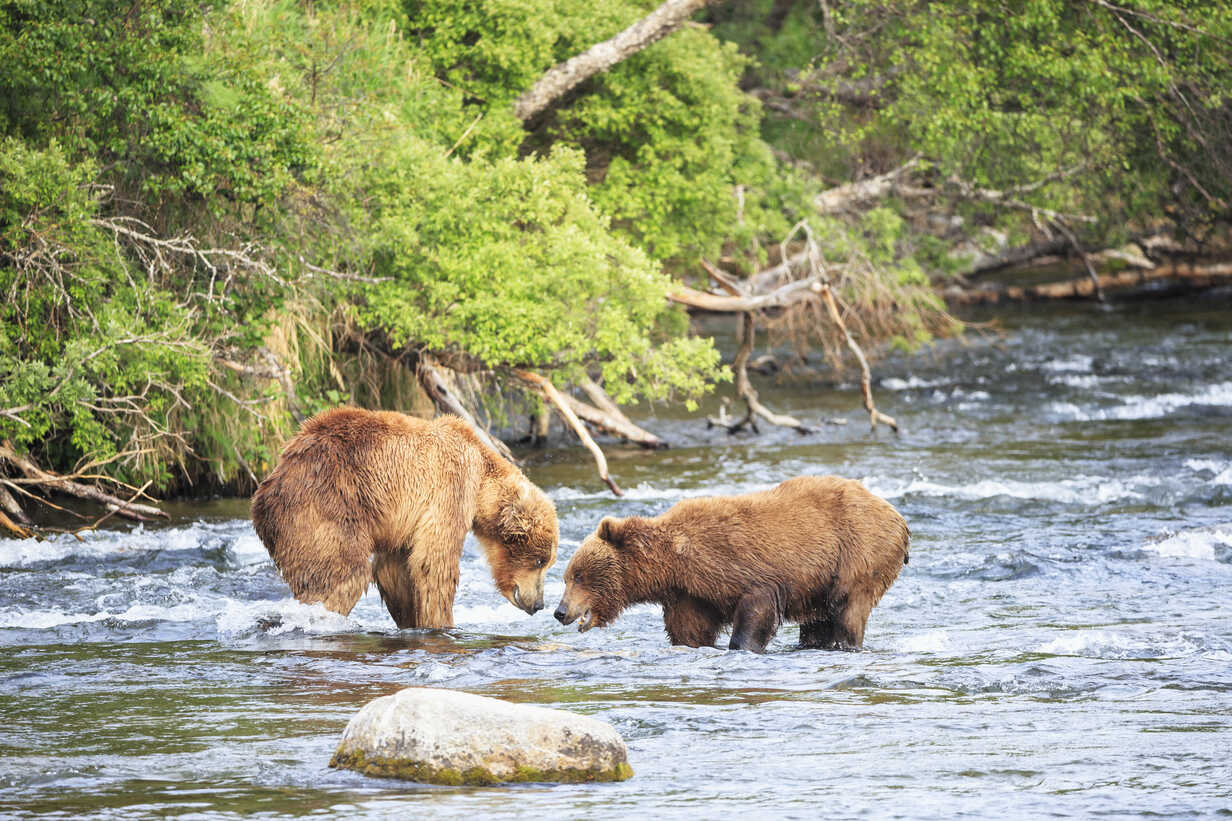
[{"x1": 514, "y1": 0, "x2": 717, "y2": 123}]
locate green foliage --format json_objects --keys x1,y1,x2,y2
[
  {"x1": 0, "y1": 0, "x2": 313, "y2": 205},
  {"x1": 720, "y1": 0, "x2": 1232, "y2": 245},
  {"x1": 1, "y1": 0, "x2": 735, "y2": 492},
  {"x1": 348, "y1": 139, "x2": 723, "y2": 398},
  {"x1": 408, "y1": 0, "x2": 787, "y2": 263},
  {"x1": 0, "y1": 139, "x2": 210, "y2": 482},
  {"x1": 216, "y1": 0, "x2": 723, "y2": 398}
]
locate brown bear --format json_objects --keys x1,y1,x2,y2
[
  {"x1": 553, "y1": 476, "x2": 908, "y2": 652},
  {"x1": 251, "y1": 408, "x2": 558, "y2": 629}
]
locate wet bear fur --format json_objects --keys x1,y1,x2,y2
[
  {"x1": 554, "y1": 476, "x2": 909, "y2": 652},
  {"x1": 251, "y1": 409, "x2": 558, "y2": 629}
]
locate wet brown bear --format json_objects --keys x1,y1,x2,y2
[
  {"x1": 251, "y1": 409, "x2": 558, "y2": 629},
  {"x1": 554, "y1": 476, "x2": 908, "y2": 652}
]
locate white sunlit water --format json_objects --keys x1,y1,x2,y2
[{"x1": 1, "y1": 297, "x2": 1231, "y2": 819}]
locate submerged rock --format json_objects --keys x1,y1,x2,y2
[{"x1": 329, "y1": 687, "x2": 633, "y2": 785}]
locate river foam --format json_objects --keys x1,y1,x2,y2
[
  {"x1": 1142, "y1": 526, "x2": 1232, "y2": 561},
  {"x1": 1048, "y1": 381, "x2": 1232, "y2": 421}
]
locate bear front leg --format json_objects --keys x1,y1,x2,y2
[
  {"x1": 403, "y1": 527, "x2": 467, "y2": 630},
  {"x1": 662, "y1": 594, "x2": 722, "y2": 648},
  {"x1": 373, "y1": 552, "x2": 419, "y2": 629},
  {"x1": 728, "y1": 588, "x2": 783, "y2": 653}
]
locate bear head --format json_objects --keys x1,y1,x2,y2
[
  {"x1": 554, "y1": 516, "x2": 629, "y2": 632},
  {"x1": 477, "y1": 480, "x2": 558, "y2": 615}
]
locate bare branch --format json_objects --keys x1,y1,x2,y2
[
  {"x1": 559, "y1": 388, "x2": 667, "y2": 449},
  {"x1": 669, "y1": 276, "x2": 824, "y2": 312},
  {"x1": 815, "y1": 156, "x2": 924, "y2": 214},
  {"x1": 298, "y1": 256, "x2": 392, "y2": 284},
  {"x1": 0, "y1": 442, "x2": 167, "y2": 521},
  {"x1": 514, "y1": 0, "x2": 718, "y2": 122},
  {"x1": 0, "y1": 405, "x2": 32, "y2": 427},
  {"x1": 818, "y1": 286, "x2": 898, "y2": 433},
  {"x1": 515, "y1": 370, "x2": 623, "y2": 496}
]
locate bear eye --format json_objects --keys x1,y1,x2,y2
[{"x1": 535, "y1": 557, "x2": 547, "y2": 568}]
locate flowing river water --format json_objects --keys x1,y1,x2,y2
[{"x1": 2, "y1": 295, "x2": 1230, "y2": 819}]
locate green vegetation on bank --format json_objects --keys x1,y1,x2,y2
[{"x1": 1, "y1": 0, "x2": 1228, "y2": 498}]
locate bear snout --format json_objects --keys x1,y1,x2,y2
[{"x1": 553, "y1": 604, "x2": 570, "y2": 624}]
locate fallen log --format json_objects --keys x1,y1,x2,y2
[
  {"x1": 416, "y1": 359, "x2": 517, "y2": 463},
  {"x1": 947, "y1": 261, "x2": 1232, "y2": 305},
  {"x1": 0, "y1": 442, "x2": 167, "y2": 522}
]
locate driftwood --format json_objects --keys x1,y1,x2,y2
[
  {"x1": 948, "y1": 261, "x2": 1232, "y2": 304},
  {"x1": 0, "y1": 442, "x2": 171, "y2": 539},
  {"x1": 565, "y1": 381, "x2": 666, "y2": 449},
  {"x1": 707, "y1": 312, "x2": 812, "y2": 434},
  {"x1": 682, "y1": 249, "x2": 897, "y2": 435},
  {"x1": 416, "y1": 359, "x2": 517, "y2": 463},
  {"x1": 515, "y1": 371, "x2": 623, "y2": 496},
  {"x1": 514, "y1": 0, "x2": 717, "y2": 122},
  {"x1": 0, "y1": 443, "x2": 167, "y2": 522}
]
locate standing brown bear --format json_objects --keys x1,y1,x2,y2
[
  {"x1": 251, "y1": 408, "x2": 558, "y2": 629},
  {"x1": 554, "y1": 476, "x2": 908, "y2": 652}
]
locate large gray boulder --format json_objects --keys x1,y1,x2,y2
[{"x1": 329, "y1": 687, "x2": 633, "y2": 785}]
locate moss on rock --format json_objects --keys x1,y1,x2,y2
[{"x1": 329, "y1": 749, "x2": 633, "y2": 785}]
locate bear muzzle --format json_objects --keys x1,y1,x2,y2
[
  {"x1": 512, "y1": 584, "x2": 545, "y2": 615},
  {"x1": 553, "y1": 600, "x2": 595, "y2": 632}
]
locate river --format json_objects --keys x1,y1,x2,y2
[{"x1": 1, "y1": 295, "x2": 1230, "y2": 819}]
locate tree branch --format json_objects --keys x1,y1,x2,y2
[
  {"x1": 515, "y1": 370, "x2": 623, "y2": 496},
  {"x1": 514, "y1": 0, "x2": 718, "y2": 123},
  {"x1": 0, "y1": 442, "x2": 167, "y2": 521},
  {"x1": 571, "y1": 379, "x2": 667, "y2": 449}
]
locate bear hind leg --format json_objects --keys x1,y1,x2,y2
[
  {"x1": 728, "y1": 588, "x2": 783, "y2": 654},
  {"x1": 836, "y1": 595, "x2": 874, "y2": 650},
  {"x1": 272, "y1": 522, "x2": 372, "y2": 617}
]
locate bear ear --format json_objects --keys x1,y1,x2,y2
[
  {"x1": 597, "y1": 516, "x2": 624, "y2": 546},
  {"x1": 499, "y1": 497, "x2": 532, "y2": 544}
]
